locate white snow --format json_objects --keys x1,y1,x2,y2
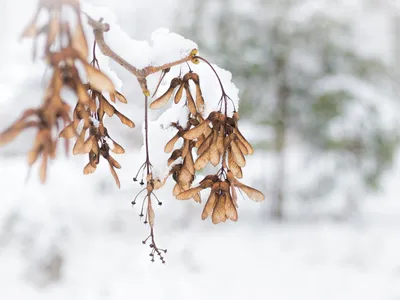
[{"x1": 0, "y1": 0, "x2": 399, "y2": 300}]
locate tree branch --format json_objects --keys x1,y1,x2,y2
[{"x1": 86, "y1": 15, "x2": 197, "y2": 95}]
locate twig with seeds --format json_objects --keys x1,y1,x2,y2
[{"x1": 86, "y1": 14, "x2": 198, "y2": 96}]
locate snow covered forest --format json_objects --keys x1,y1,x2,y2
[{"x1": 0, "y1": 0, "x2": 400, "y2": 299}]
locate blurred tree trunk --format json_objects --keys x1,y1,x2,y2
[
  {"x1": 394, "y1": 14, "x2": 400, "y2": 81},
  {"x1": 271, "y1": 55, "x2": 289, "y2": 220}
]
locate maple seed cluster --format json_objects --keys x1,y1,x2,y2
[
  {"x1": 59, "y1": 83, "x2": 134, "y2": 187},
  {"x1": 0, "y1": 0, "x2": 266, "y2": 263},
  {"x1": 150, "y1": 70, "x2": 205, "y2": 115},
  {"x1": 0, "y1": 0, "x2": 133, "y2": 184},
  {"x1": 176, "y1": 111, "x2": 264, "y2": 223},
  {"x1": 149, "y1": 60, "x2": 265, "y2": 223}
]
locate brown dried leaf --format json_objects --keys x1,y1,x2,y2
[
  {"x1": 176, "y1": 186, "x2": 204, "y2": 200},
  {"x1": 204, "y1": 125, "x2": 213, "y2": 138},
  {"x1": 76, "y1": 81, "x2": 90, "y2": 105},
  {"x1": 173, "y1": 183, "x2": 183, "y2": 197},
  {"x1": 228, "y1": 148, "x2": 243, "y2": 179},
  {"x1": 168, "y1": 149, "x2": 182, "y2": 166},
  {"x1": 212, "y1": 193, "x2": 227, "y2": 224},
  {"x1": 194, "y1": 133, "x2": 205, "y2": 148},
  {"x1": 194, "y1": 148, "x2": 210, "y2": 170},
  {"x1": 184, "y1": 151, "x2": 195, "y2": 176},
  {"x1": 195, "y1": 83, "x2": 205, "y2": 114},
  {"x1": 91, "y1": 137, "x2": 100, "y2": 158},
  {"x1": 73, "y1": 129, "x2": 86, "y2": 155},
  {"x1": 174, "y1": 84, "x2": 185, "y2": 104},
  {"x1": 115, "y1": 111, "x2": 135, "y2": 128},
  {"x1": 199, "y1": 175, "x2": 217, "y2": 188},
  {"x1": 179, "y1": 182, "x2": 191, "y2": 192},
  {"x1": 102, "y1": 97, "x2": 115, "y2": 117},
  {"x1": 27, "y1": 147, "x2": 41, "y2": 166},
  {"x1": 185, "y1": 85, "x2": 197, "y2": 116},
  {"x1": 150, "y1": 78, "x2": 180, "y2": 109},
  {"x1": 193, "y1": 193, "x2": 201, "y2": 203},
  {"x1": 219, "y1": 180, "x2": 230, "y2": 193},
  {"x1": 39, "y1": 152, "x2": 48, "y2": 184},
  {"x1": 217, "y1": 126, "x2": 225, "y2": 154},
  {"x1": 84, "y1": 62, "x2": 115, "y2": 93},
  {"x1": 235, "y1": 128, "x2": 254, "y2": 155},
  {"x1": 150, "y1": 90, "x2": 173, "y2": 109},
  {"x1": 181, "y1": 139, "x2": 190, "y2": 159},
  {"x1": 109, "y1": 92, "x2": 116, "y2": 103},
  {"x1": 226, "y1": 172, "x2": 239, "y2": 208},
  {"x1": 108, "y1": 162, "x2": 121, "y2": 188},
  {"x1": 209, "y1": 130, "x2": 220, "y2": 167},
  {"x1": 115, "y1": 91, "x2": 128, "y2": 104},
  {"x1": 50, "y1": 131, "x2": 59, "y2": 157},
  {"x1": 178, "y1": 167, "x2": 193, "y2": 187},
  {"x1": 72, "y1": 23, "x2": 88, "y2": 59},
  {"x1": 231, "y1": 140, "x2": 246, "y2": 167},
  {"x1": 148, "y1": 200, "x2": 155, "y2": 227},
  {"x1": 225, "y1": 192, "x2": 238, "y2": 221},
  {"x1": 164, "y1": 133, "x2": 179, "y2": 153},
  {"x1": 0, "y1": 120, "x2": 37, "y2": 146},
  {"x1": 201, "y1": 192, "x2": 217, "y2": 220},
  {"x1": 107, "y1": 156, "x2": 121, "y2": 169},
  {"x1": 49, "y1": 140, "x2": 57, "y2": 158},
  {"x1": 236, "y1": 138, "x2": 249, "y2": 155},
  {"x1": 83, "y1": 136, "x2": 94, "y2": 154},
  {"x1": 197, "y1": 133, "x2": 212, "y2": 156},
  {"x1": 111, "y1": 141, "x2": 125, "y2": 154},
  {"x1": 183, "y1": 120, "x2": 210, "y2": 140},
  {"x1": 83, "y1": 162, "x2": 97, "y2": 174},
  {"x1": 154, "y1": 177, "x2": 167, "y2": 190},
  {"x1": 59, "y1": 121, "x2": 78, "y2": 139},
  {"x1": 46, "y1": 15, "x2": 60, "y2": 50},
  {"x1": 235, "y1": 180, "x2": 265, "y2": 202}
]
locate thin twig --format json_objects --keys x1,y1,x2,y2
[
  {"x1": 86, "y1": 14, "x2": 196, "y2": 95},
  {"x1": 144, "y1": 96, "x2": 150, "y2": 175}
]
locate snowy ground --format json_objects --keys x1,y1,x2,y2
[{"x1": 1, "y1": 143, "x2": 400, "y2": 300}]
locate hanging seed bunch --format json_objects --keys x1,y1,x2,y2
[
  {"x1": 0, "y1": 0, "x2": 132, "y2": 184},
  {"x1": 59, "y1": 43, "x2": 135, "y2": 188},
  {"x1": 0, "y1": 75, "x2": 71, "y2": 183},
  {"x1": 149, "y1": 56, "x2": 265, "y2": 224},
  {"x1": 150, "y1": 66, "x2": 207, "y2": 202},
  {"x1": 165, "y1": 119, "x2": 200, "y2": 202},
  {"x1": 0, "y1": 0, "x2": 265, "y2": 263},
  {"x1": 149, "y1": 68, "x2": 205, "y2": 116},
  {"x1": 0, "y1": 0, "x2": 87, "y2": 182}
]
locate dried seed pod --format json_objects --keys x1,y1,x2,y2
[
  {"x1": 165, "y1": 133, "x2": 180, "y2": 153},
  {"x1": 234, "y1": 179, "x2": 265, "y2": 202},
  {"x1": 201, "y1": 192, "x2": 216, "y2": 220},
  {"x1": 150, "y1": 77, "x2": 181, "y2": 109},
  {"x1": 212, "y1": 193, "x2": 227, "y2": 224},
  {"x1": 224, "y1": 192, "x2": 238, "y2": 221},
  {"x1": 183, "y1": 120, "x2": 210, "y2": 140},
  {"x1": 176, "y1": 186, "x2": 204, "y2": 200},
  {"x1": 168, "y1": 149, "x2": 182, "y2": 166},
  {"x1": 230, "y1": 139, "x2": 246, "y2": 168},
  {"x1": 58, "y1": 80, "x2": 133, "y2": 188},
  {"x1": 209, "y1": 129, "x2": 220, "y2": 166},
  {"x1": 174, "y1": 84, "x2": 185, "y2": 104}
]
